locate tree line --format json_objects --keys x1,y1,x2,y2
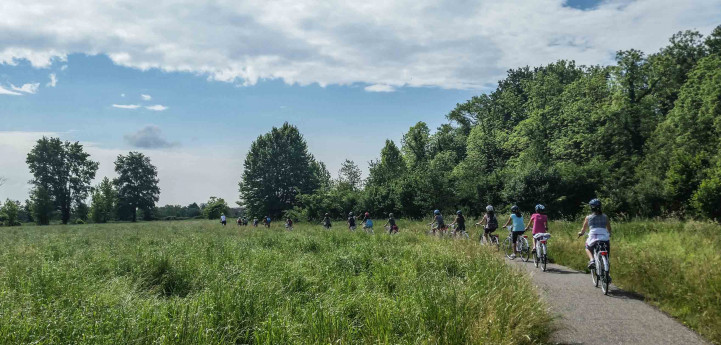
[{"x1": 239, "y1": 26, "x2": 721, "y2": 221}]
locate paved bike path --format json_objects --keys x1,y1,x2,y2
[{"x1": 507, "y1": 259, "x2": 709, "y2": 345}]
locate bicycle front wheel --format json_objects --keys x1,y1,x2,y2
[{"x1": 503, "y1": 238, "x2": 514, "y2": 258}]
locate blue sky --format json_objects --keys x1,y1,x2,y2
[{"x1": 1, "y1": 0, "x2": 720, "y2": 205}]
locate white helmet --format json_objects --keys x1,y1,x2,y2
[{"x1": 486, "y1": 205, "x2": 494, "y2": 212}]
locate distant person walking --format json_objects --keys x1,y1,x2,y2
[
  {"x1": 322, "y1": 213, "x2": 332, "y2": 229},
  {"x1": 253, "y1": 218, "x2": 259, "y2": 227},
  {"x1": 220, "y1": 214, "x2": 227, "y2": 226},
  {"x1": 347, "y1": 212, "x2": 357, "y2": 231}
]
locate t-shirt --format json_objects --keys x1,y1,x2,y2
[
  {"x1": 221, "y1": 215, "x2": 226, "y2": 222},
  {"x1": 456, "y1": 215, "x2": 466, "y2": 229},
  {"x1": 323, "y1": 217, "x2": 331, "y2": 225},
  {"x1": 388, "y1": 218, "x2": 396, "y2": 226},
  {"x1": 348, "y1": 216, "x2": 356, "y2": 226},
  {"x1": 530, "y1": 213, "x2": 547, "y2": 234},
  {"x1": 511, "y1": 213, "x2": 525, "y2": 232},
  {"x1": 435, "y1": 215, "x2": 444, "y2": 227}
]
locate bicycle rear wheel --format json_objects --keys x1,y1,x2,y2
[
  {"x1": 601, "y1": 256, "x2": 610, "y2": 294},
  {"x1": 591, "y1": 262, "x2": 599, "y2": 287},
  {"x1": 533, "y1": 248, "x2": 539, "y2": 268}
]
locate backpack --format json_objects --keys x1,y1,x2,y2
[{"x1": 486, "y1": 214, "x2": 498, "y2": 230}]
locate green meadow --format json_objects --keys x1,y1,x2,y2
[{"x1": 0, "y1": 220, "x2": 550, "y2": 344}]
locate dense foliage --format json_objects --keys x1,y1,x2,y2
[
  {"x1": 25, "y1": 137, "x2": 99, "y2": 224},
  {"x1": 283, "y1": 27, "x2": 721, "y2": 221},
  {"x1": 114, "y1": 152, "x2": 161, "y2": 222}
]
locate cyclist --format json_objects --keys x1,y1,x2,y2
[
  {"x1": 578, "y1": 199, "x2": 612, "y2": 271},
  {"x1": 449, "y1": 210, "x2": 467, "y2": 237},
  {"x1": 237, "y1": 217, "x2": 242, "y2": 226},
  {"x1": 501, "y1": 205, "x2": 525, "y2": 257},
  {"x1": 476, "y1": 205, "x2": 498, "y2": 245},
  {"x1": 347, "y1": 212, "x2": 357, "y2": 231},
  {"x1": 525, "y1": 204, "x2": 548, "y2": 255},
  {"x1": 265, "y1": 216, "x2": 271, "y2": 228},
  {"x1": 253, "y1": 218, "x2": 259, "y2": 227},
  {"x1": 384, "y1": 213, "x2": 399, "y2": 234},
  {"x1": 322, "y1": 213, "x2": 332, "y2": 229},
  {"x1": 362, "y1": 214, "x2": 374, "y2": 233},
  {"x1": 220, "y1": 214, "x2": 227, "y2": 226},
  {"x1": 429, "y1": 210, "x2": 446, "y2": 235},
  {"x1": 285, "y1": 218, "x2": 293, "y2": 231}
]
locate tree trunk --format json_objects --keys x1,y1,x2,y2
[{"x1": 132, "y1": 206, "x2": 137, "y2": 222}]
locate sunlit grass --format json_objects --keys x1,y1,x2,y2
[
  {"x1": 0, "y1": 220, "x2": 550, "y2": 344},
  {"x1": 547, "y1": 220, "x2": 721, "y2": 344}
]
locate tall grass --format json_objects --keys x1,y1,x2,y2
[
  {"x1": 0, "y1": 220, "x2": 550, "y2": 344},
  {"x1": 547, "y1": 220, "x2": 721, "y2": 344}
]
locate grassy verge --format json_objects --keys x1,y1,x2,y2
[
  {"x1": 0, "y1": 220, "x2": 550, "y2": 344},
  {"x1": 547, "y1": 220, "x2": 721, "y2": 344}
]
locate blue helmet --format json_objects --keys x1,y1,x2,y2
[
  {"x1": 511, "y1": 205, "x2": 520, "y2": 213},
  {"x1": 434, "y1": 209, "x2": 441, "y2": 215},
  {"x1": 456, "y1": 210, "x2": 462, "y2": 215},
  {"x1": 589, "y1": 198, "x2": 601, "y2": 210},
  {"x1": 535, "y1": 204, "x2": 545, "y2": 212}
]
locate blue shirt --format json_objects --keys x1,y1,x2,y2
[{"x1": 511, "y1": 214, "x2": 525, "y2": 232}]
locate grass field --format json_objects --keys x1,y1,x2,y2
[
  {"x1": 547, "y1": 220, "x2": 721, "y2": 344},
  {"x1": 0, "y1": 220, "x2": 550, "y2": 344}
]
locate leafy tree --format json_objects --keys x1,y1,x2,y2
[
  {"x1": 402, "y1": 122, "x2": 431, "y2": 169},
  {"x1": 26, "y1": 137, "x2": 99, "y2": 224},
  {"x1": 1, "y1": 199, "x2": 20, "y2": 226},
  {"x1": 239, "y1": 122, "x2": 322, "y2": 218},
  {"x1": 90, "y1": 177, "x2": 117, "y2": 223},
  {"x1": 203, "y1": 197, "x2": 230, "y2": 219},
  {"x1": 337, "y1": 159, "x2": 362, "y2": 191},
  {"x1": 187, "y1": 203, "x2": 201, "y2": 218},
  {"x1": 114, "y1": 152, "x2": 160, "y2": 222},
  {"x1": 30, "y1": 186, "x2": 54, "y2": 225}
]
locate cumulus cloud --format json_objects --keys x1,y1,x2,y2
[
  {"x1": 124, "y1": 125, "x2": 178, "y2": 149},
  {"x1": 140, "y1": 94, "x2": 152, "y2": 101},
  {"x1": 10, "y1": 83, "x2": 40, "y2": 94},
  {"x1": 145, "y1": 104, "x2": 168, "y2": 111},
  {"x1": 0, "y1": 1, "x2": 719, "y2": 90},
  {"x1": 364, "y1": 84, "x2": 396, "y2": 92},
  {"x1": 47, "y1": 73, "x2": 57, "y2": 87},
  {"x1": 0, "y1": 86, "x2": 23, "y2": 96},
  {"x1": 112, "y1": 104, "x2": 141, "y2": 109}
]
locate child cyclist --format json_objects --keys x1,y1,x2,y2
[
  {"x1": 285, "y1": 218, "x2": 293, "y2": 231},
  {"x1": 476, "y1": 205, "x2": 498, "y2": 244},
  {"x1": 578, "y1": 199, "x2": 612, "y2": 271},
  {"x1": 524, "y1": 204, "x2": 549, "y2": 255},
  {"x1": 347, "y1": 212, "x2": 357, "y2": 231},
  {"x1": 502, "y1": 205, "x2": 525, "y2": 257},
  {"x1": 384, "y1": 213, "x2": 399, "y2": 234},
  {"x1": 362, "y1": 213, "x2": 374, "y2": 234},
  {"x1": 429, "y1": 210, "x2": 446, "y2": 235},
  {"x1": 322, "y1": 213, "x2": 332, "y2": 229},
  {"x1": 449, "y1": 210, "x2": 467, "y2": 237}
]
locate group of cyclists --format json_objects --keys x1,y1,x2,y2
[{"x1": 222, "y1": 198, "x2": 611, "y2": 271}]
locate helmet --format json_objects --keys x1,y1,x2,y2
[
  {"x1": 325, "y1": 213, "x2": 329, "y2": 217},
  {"x1": 589, "y1": 198, "x2": 602, "y2": 210},
  {"x1": 365, "y1": 212, "x2": 370, "y2": 217},
  {"x1": 456, "y1": 210, "x2": 462, "y2": 215},
  {"x1": 486, "y1": 205, "x2": 494, "y2": 212},
  {"x1": 434, "y1": 209, "x2": 440, "y2": 215},
  {"x1": 511, "y1": 205, "x2": 519, "y2": 213},
  {"x1": 348, "y1": 212, "x2": 353, "y2": 216},
  {"x1": 535, "y1": 204, "x2": 545, "y2": 212},
  {"x1": 389, "y1": 213, "x2": 394, "y2": 218}
]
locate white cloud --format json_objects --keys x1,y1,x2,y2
[
  {"x1": 364, "y1": 84, "x2": 396, "y2": 92},
  {"x1": 0, "y1": 85, "x2": 23, "y2": 96},
  {"x1": 112, "y1": 104, "x2": 141, "y2": 109},
  {"x1": 60, "y1": 65, "x2": 68, "y2": 71},
  {"x1": 140, "y1": 94, "x2": 152, "y2": 101},
  {"x1": 0, "y1": 1, "x2": 719, "y2": 90},
  {"x1": 120, "y1": 93, "x2": 125, "y2": 97},
  {"x1": 145, "y1": 104, "x2": 168, "y2": 111},
  {"x1": 10, "y1": 83, "x2": 40, "y2": 94},
  {"x1": 47, "y1": 73, "x2": 57, "y2": 87}
]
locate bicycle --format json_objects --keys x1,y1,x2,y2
[
  {"x1": 476, "y1": 224, "x2": 499, "y2": 249},
  {"x1": 503, "y1": 226, "x2": 530, "y2": 261},
  {"x1": 590, "y1": 240, "x2": 611, "y2": 295},
  {"x1": 532, "y1": 233, "x2": 551, "y2": 272},
  {"x1": 447, "y1": 223, "x2": 469, "y2": 239}
]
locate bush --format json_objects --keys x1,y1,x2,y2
[
  {"x1": 1, "y1": 199, "x2": 21, "y2": 227},
  {"x1": 75, "y1": 219, "x2": 85, "y2": 225}
]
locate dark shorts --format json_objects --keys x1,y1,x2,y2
[
  {"x1": 511, "y1": 231, "x2": 525, "y2": 243},
  {"x1": 484, "y1": 227, "x2": 497, "y2": 234},
  {"x1": 457, "y1": 224, "x2": 466, "y2": 232},
  {"x1": 221, "y1": 220, "x2": 227, "y2": 225},
  {"x1": 586, "y1": 240, "x2": 610, "y2": 253}
]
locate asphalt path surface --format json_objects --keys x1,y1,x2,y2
[{"x1": 507, "y1": 257, "x2": 709, "y2": 345}]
